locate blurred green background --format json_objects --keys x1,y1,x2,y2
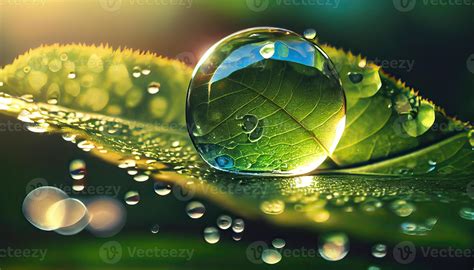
[{"x1": 0, "y1": 0, "x2": 473, "y2": 269}]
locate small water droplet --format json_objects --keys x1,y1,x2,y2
[
  {"x1": 371, "y1": 244, "x2": 387, "y2": 258},
  {"x1": 147, "y1": 82, "x2": 160, "y2": 94},
  {"x1": 428, "y1": 160, "x2": 437, "y2": 166},
  {"x1": 216, "y1": 215, "x2": 232, "y2": 230},
  {"x1": 151, "y1": 224, "x2": 160, "y2": 234},
  {"x1": 203, "y1": 227, "x2": 220, "y2": 244},
  {"x1": 67, "y1": 72, "x2": 76, "y2": 79},
  {"x1": 72, "y1": 182, "x2": 85, "y2": 192},
  {"x1": 241, "y1": 114, "x2": 259, "y2": 133},
  {"x1": 215, "y1": 155, "x2": 234, "y2": 169},
  {"x1": 348, "y1": 72, "x2": 363, "y2": 84},
  {"x1": 260, "y1": 43, "x2": 275, "y2": 59},
  {"x1": 132, "y1": 66, "x2": 141, "y2": 78},
  {"x1": 232, "y1": 218, "x2": 245, "y2": 233},
  {"x1": 134, "y1": 174, "x2": 149, "y2": 182},
  {"x1": 272, "y1": 238, "x2": 286, "y2": 249},
  {"x1": 262, "y1": 249, "x2": 282, "y2": 265},
  {"x1": 186, "y1": 201, "x2": 205, "y2": 219},
  {"x1": 69, "y1": 159, "x2": 86, "y2": 180},
  {"x1": 459, "y1": 207, "x2": 474, "y2": 220},
  {"x1": 23, "y1": 66, "x2": 31, "y2": 73},
  {"x1": 318, "y1": 232, "x2": 349, "y2": 261},
  {"x1": 154, "y1": 182, "x2": 172, "y2": 196},
  {"x1": 303, "y1": 28, "x2": 317, "y2": 40},
  {"x1": 390, "y1": 200, "x2": 415, "y2": 217},
  {"x1": 232, "y1": 234, "x2": 242, "y2": 241},
  {"x1": 142, "y1": 68, "x2": 151, "y2": 75},
  {"x1": 124, "y1": 191, "x2": 140, "y2": 205}
]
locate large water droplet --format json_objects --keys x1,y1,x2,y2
[
  {"x1": 186, "y1": 201, "x2": 205, "y2": 219},
  {"x1": 318, "y1": 232, "x2": 349, "y2": 261},
  {"x1": 203, "y1": 227, "x2": 220, "y2": 244},
  {"x1": 186, "y1": 27, "x2": 345, "y2": 176},
  {"x1": 390, "y1": 200, "x2": 415, "y2": 217}
]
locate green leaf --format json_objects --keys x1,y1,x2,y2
[
  {"x1": 0, "y1": 44, "x2": 472, "y2": 246},
  {"x1": 187, "y1": 59, "x2": 345, "y2": 175}
]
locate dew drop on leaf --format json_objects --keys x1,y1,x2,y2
[
  {"x1": 151, "y1": 224, "x2": 160, "y2": 234},
  {"x1": 186, "y1": 27, "x2": 346, "y2": 175},
  {"x1": 348, "y1": 72, "x2": 363, "y2": 84},
  {"x1": 303, "y1": 28, "x2": 317, "y2": 40},
  {"x1": 232, "y1": 218, "x2": 245, "y2": 233},
  {"x1": 147, "y1": 82, "x2": 160, "y2": 94},
  {"x1": 154, "y1": 181, "x2": 172, "y2": 196}
]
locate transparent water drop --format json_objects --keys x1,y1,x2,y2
[
  {"x1": 154, "y1": 181, "x2": 172, "y2": 196},
  {"x1": 459, "y1": 207, "x2": 474, "y2": 220},
  {"x1": 142, "y1": 68, "x2": 151, "y2": 75},
  {"x1": 259, "y1": 42, "x2": 275, "y2": 59},
  {"x1": 132, "y1": 66, "x2": 141, "y2": 78},
  {"x1": 124, "y1": 191, "x2": 140, "y2": 205},
  {"x1": 203, "y1": 227, "x2": 220, "y2": 244},
  {"x1": 262, "y1": 249, "x2": 282, "y2": 265},
  {"x1": 187, "y1": 27, "x2": 346, "y2": 176},
  {"x1": 232, "y1": 234, "x2": 242, "y2": 241},
  {"x1": 348, "y1": 72, "x2": 363, "y2": 84},
  {"x1": 401, "y1": 218, "x2": 438, "y2": 236},
  {"x1": 186, "y1": 201, "x2": 205, "y2": 219},
  {"x1": 216, "y1": 215, "x2": 232, "y2": 230},
  {"x1": 260, "y1": 200, "x2": 285, "y2": 215},
  {"x1": 147, "y1": 82, "x2": 160, "y2": 94},
  {"x1": 133, "y1": 174, "x2": 149, "y2": 182},
  {"x1": 272, "y1": 238, "x2": 286, "y2": 249},
  {"x1": 390, "y1": 200, "x2": 415, "y2": 217},
  {"x1": 215, "y1": 155, "x2": 234, "y2": 169},
  {"x1": 371, "y1": 244, "x2": 387, "y2": 258},
  {"x1": 67, "y1": 71, "x2": 76, "y2": 79},
  {"x1": 303, "y1": 28, "x2": 317, "y2": 40},
  {"x1": 72, "y1": 182, "x2": 85, "y2": 192},
  {"x1": 232, "y1": 218, "x2": 245, "y2": 233},
  {"x1": 318, "y1": 232, "x2": 349, "y2": 261},
  {"x1": 241, "y1": 114, "x2": 259, "y2": 133},
  {"x1": 51, "y1": 198, "x2": 90, "y2": 236},
  {"x1": 69, "y1": 159, "x2": 86, "y2": 180},
  {"x1": 151, "y1": 224, "x2": 160, "y2": 234}
]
